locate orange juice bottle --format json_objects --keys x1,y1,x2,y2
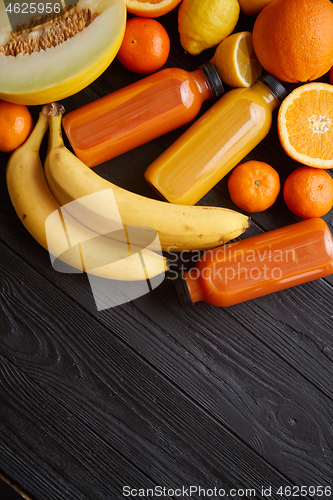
[
  {"x1": 145, "y1": 73, "x2": 287, "y2": 205},
  {"x1": 174, "y1": 218, "x2": 333, "y2": 308},
  {"x1": 62, "y1": 63, "x2": 224, "y2": 167}
]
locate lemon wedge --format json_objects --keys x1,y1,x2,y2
[{"x1": 211, "y1": 31, "x2": 262, "y2": 88}]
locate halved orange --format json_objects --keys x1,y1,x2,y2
[
  {"x1": 278, "y1": 82, "x2": 333, "y2": 169},
  {"x1": 124, "y1": 0, "x2": 183, "y2": 17}
]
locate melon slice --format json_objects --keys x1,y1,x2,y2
[{"x1": 0, "y1": 0, "x2": 126, "y2": 105}]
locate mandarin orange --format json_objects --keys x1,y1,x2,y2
[
  {"x1": 228, "y1": 160, "x2": 280, "y2": 213},
  {"x1": 238, "y1": 0, "x2": 273, "y2": 16},
  {"x1": 117, "y1": 17, "x2": 170, "y2": 74},
  {"x1": 0, "y1": 100, "x2": 33, "y2": 153},
  {"x1": 283, "y1": 167, "x2": 333, "y2": 218},
  {"x1": 252, "y1": 0, "x2": 333, "y2": 82}
]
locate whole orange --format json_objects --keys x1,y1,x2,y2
[
  {"x1": 252, "y1": 0, "x2": 333, "y2": 83},
  {"x1": 228, "y1": 160, "x2": 281, "y2": 213},
  {"x1": 283, "y1": 166, "x2": 333, "y2": 218},
  {"x1": 117, "y1": 17, "x2": 170, "y2": 74},
  {"x1": 0, "y1": 100, "x2": 33, "y2": 153}
]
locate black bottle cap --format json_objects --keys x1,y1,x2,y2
[
  {"x1": 199, "y1": 62, "x2": 225, "y2": 99},
  {"x1": 172, "y1": 275, "x2": 193, "y2": 307},
  {"x1": 258, "y1": 72, "x2": 288, "y2": 102}
]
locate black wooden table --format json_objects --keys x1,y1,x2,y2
[{"x1": 1, "y1": 7, "x2": 333, "y2": 500}]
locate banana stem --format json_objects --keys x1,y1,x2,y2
[
  {"x1": 43, "y1": 102, "x2": 66, "y2": 151},
  {"x1": 43, "y1": 102, "x2": 65, "y2": 117}
]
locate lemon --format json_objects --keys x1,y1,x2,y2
[
  {"x1": 178, "y1": 0, "x2": 240, "y2": 56},
  {"x1": 211, "y1": 31, "x2": 262, "y2": 88}
]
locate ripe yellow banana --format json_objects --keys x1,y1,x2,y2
[
  {"x1": 44, "y1": 107, "x2": 250, "y2": 252},
  {"x1": 6, "y1": 105, "x2": 167, "y2": 281}
]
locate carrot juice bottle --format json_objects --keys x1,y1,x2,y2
[
  {"x1": 174, "y1": 218, "x2": 333, "y2": 308},
  {"x1": 145, "y1": 73, "x2": 287, "y2": 205},
  {"x1": 62, "y1": 63, "x2": 224, "y2": 167}
]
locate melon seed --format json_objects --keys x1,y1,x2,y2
[{"x1": 0, "y1": 5, "x2": 98, "y2": 56}]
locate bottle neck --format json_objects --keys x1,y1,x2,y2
[
  {"x1": 187, "y1": 276, "x2": 205, "y2": 303},
  {"x1": 196, "y1": 62, "x2": 225, "y2": 101},
  {"x1": 183, "y1": 271, "x2": 206, "y2": 304},
  {"x1": 191, "y1": 68, "x2": 213, "y2": 102},
  {"x1": 173, "y1": 273, "x2": 204, "y2": 306},
  {"x1": 252, "y1": 80, "x2": 283, "y2": 112}
]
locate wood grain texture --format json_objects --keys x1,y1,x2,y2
[
  {"x1": 0, "y1": 5, "x2": 333, "y2": 500},
  {"x1": 1, "y1": 242, "x2": 297, "y2": 499}
]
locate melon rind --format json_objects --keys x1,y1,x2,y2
[{"x1": 0, "y1": 0, "x2": 126, "y2": 105}]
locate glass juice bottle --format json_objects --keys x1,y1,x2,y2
[
  {"x1": 145, "y1": 73, "x2": 287, "y2": 205},
  {"x1": 62, "y1": 63, "x2": 224, "y2": 167},
  {"x1": 174, "y1": 218, "x2": 333, "y2": 308}
]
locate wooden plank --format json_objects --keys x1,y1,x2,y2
[
  {"x1": 0, "y1": 359, "x2": 160, "y2": 500},
  {"x1": 99, "y1": 282, "x2": 333, "y2": 487},
  {"x1": 1, "y1": 220, "x2": 333, "y2": 495},
  {"x1": 1, "y1": 241, "x2": 307, "y2": 500}
]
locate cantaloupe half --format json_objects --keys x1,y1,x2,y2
[{"x1": 0, "y1": 0, "x2": 126, "y2": 105}]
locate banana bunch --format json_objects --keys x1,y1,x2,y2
[
  {"x1": 6, "y1": 102, "x2": 250, "y2": 283},
  {"x1": 43, "y1": 106, "x2": 250, "y2": 253},
  {"x1": 6, "y1": 104, "x2": 167, "y2": 281}
]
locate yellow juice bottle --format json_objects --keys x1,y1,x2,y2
[{"x1": 144, "y1": 74, "x2": 287, "y2": 205}]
